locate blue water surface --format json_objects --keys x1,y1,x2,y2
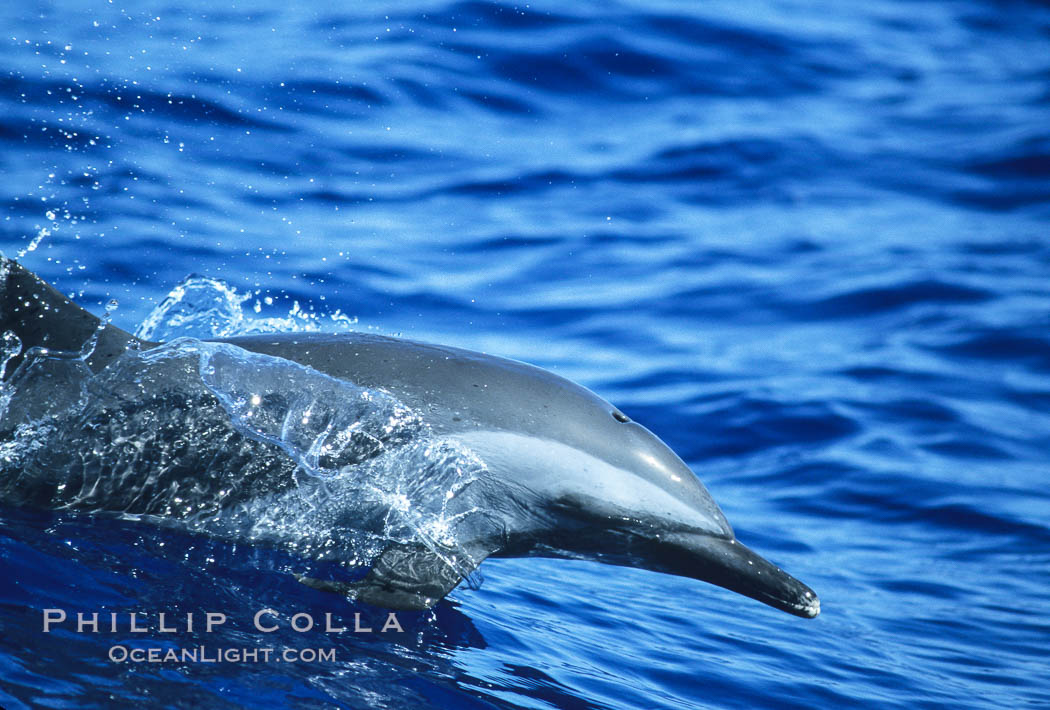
[{"x1": 2, "y1": 1, "x2": 1050, "y2": 708}]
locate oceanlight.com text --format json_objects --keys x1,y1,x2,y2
[{"x1": 107, "y1": 645, "x2": 337, "y2": 664}]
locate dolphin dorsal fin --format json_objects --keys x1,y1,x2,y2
[{"x1": 0, "y1": 257, "x2": 140, "y2": 378}]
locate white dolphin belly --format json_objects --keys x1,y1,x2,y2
[{"x1": 453, "y1": 430, "x2": 727, "y2": 536}]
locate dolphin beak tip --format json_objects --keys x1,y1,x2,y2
[
  {"x1": 767, "y1": 568, "x2": 820, "y2": 619},
  {"x1": 654, "y1": 533, "x2": 822, "y2": 620},
  {"x1": 797, "y1": 590, "x2": 821, "y2": 619},
  {"x1": 682, "y1": 536, "x2": 822, "y2": 620}
]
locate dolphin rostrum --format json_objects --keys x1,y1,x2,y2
[{"x1": 0, "y1": 258, "x2": 819, "y2": 618}]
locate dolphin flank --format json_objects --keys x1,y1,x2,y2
[{"x1": 0, "y1": 257, "x2": 819, "y2": 618}]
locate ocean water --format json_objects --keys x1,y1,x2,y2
[{"x1": 2, "y1": 0, "x2": 1050, "y2": 708}]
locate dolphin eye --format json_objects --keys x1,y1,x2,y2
[{"x1": 612, "y1": 411, "x2": 630, "y2": 423}]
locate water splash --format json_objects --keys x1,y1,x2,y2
[
  {"x1": 190, "y1": 339, "x2": 495, "y2": 585},
  {"x1": 0, "y1": 330, "x2": 22, "y2": 382},
  {"x1": 135, "y1": 276, "x2": 248, "y2": 341},
  {"x1": 78, "y1": 297, "x2": 120, "y2": 359},
  {"x1": 0, "y1": 332, "x2": 494, "y2": 587},
  {"x1": 198, "y1": 343, "x2": 424, "y2": 479},
  {"x1": 136, "y1": 275, "x2": 359, "y2": 341},
  {"x1": 15, "y1": 227, "x2": 50, "y2": 259}
]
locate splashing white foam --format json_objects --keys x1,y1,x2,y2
[{"x1": 136, "y1": 275, "x2": 359, "y2": 341}]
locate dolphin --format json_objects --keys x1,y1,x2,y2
[{"x1": 0, "y1": 257, "x2": 819, "y2": 618}]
